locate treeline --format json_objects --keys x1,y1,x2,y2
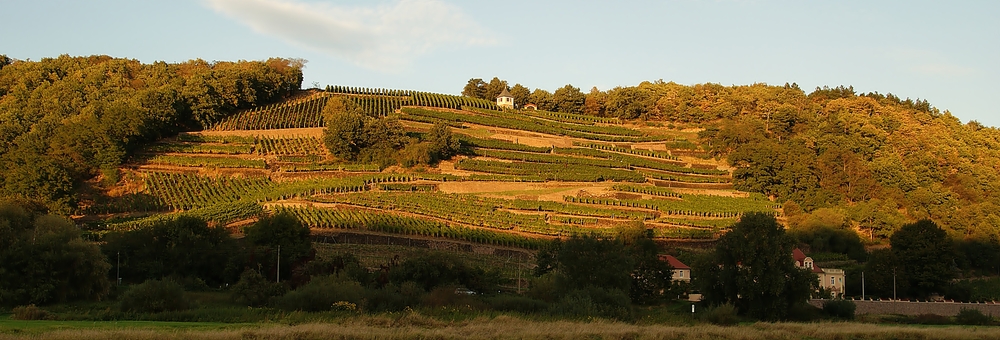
[{"x1": 0, "y1": 55, "x2": 303, "y2": 213}]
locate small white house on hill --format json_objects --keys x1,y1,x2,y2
[{"x1": 496, "y1": 88, "x2": 514, "y2": 109}]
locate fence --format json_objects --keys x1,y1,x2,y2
[{"x1": 809, "y1": 299, "x2": 1000, "y2": 316}]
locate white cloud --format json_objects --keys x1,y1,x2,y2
[{"x1": 204, "y1": 0, "x2": 496, "y2": 72}]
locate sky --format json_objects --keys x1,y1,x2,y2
[{"x1": 3, "y1": 0, "x2": 998, "y2": 126}]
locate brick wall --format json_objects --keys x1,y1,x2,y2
[{"x1": 809, "y1": 299, "x2": 1000, "y2": 316}]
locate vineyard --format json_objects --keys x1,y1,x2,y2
[{"x1": 91, "y1": 86, "x2": 782, "y2": 252}]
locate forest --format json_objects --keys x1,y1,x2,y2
[{"x1": 0, "y1": 55, "x2": 303, "y2": 214}]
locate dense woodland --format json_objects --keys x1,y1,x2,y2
[{"x1": 0, "y1": 55, "x2": 303, "y2": 214}]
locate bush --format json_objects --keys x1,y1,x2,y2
[
  {"x1": 787, "y1": 302, "x2": 823, "y2": 322},
  {"x1": 822, "y1": 299, "x2": 856, "y2": 320},
  {"x1": 701, "y1": 304, "x2": 739, "y2": 326},
  {"x1": 549, "y1": 287, "x2": 632, "y2": 321},
  {"x1": 273, "y1": 274, "x2": 364, "y2": 312},
  {"x1": 363, "y1": 282, "x2": 423, "y2": 313},
  {"x1": 118, "y1": 279, "x2": 190, "y2": 313},
  {"x1": 487, "y1": 295, "x2": 548, "y2": 314},
  {"x1": 955, "y1": 308, "x2": 993, "y2": 326},
  {"x1": 913, "y1": 313, "x2": 950, "y2": 325},
  {"x1": 231, "y1": 269, "x2": 287, "y2": 307},
  {"x1": 11, "y1": 305, "x2": 52, "y2": 320}
]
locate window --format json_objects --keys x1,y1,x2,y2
[
  {"x1": 831, "y1": 277, "x2": 835, "y2": 286},
  {"x1": 679, "y1": 271, "x2": 684, "y2": 278}
]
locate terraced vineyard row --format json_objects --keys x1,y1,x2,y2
[
  {"x1": 212, "y1": 92, "x2": 330, "y2": 130},
  {"x1": 518, "y1": 109, "x2": 620, "y2": 125},
  {"x1": 401, "y1": 107, "x2": 665, "y2": 142},
  {"x1": 464, "y1": 107, "x2": 642, "y2": 137},
  {"x1": 474, "y1": 147, "x2": 725, "y2": 178},
  {"x1": 312, "y1": 192, "x2": 547, "y2": 231},
  {"x1": 458, "y1": 135, "x2": 552, "y2": 153},
  {"x1": 575, "y1": 142, "x2": 678, "y2": 161},
  {"x1": 564, "y1": 193, "x2": 779, "y2": 218},
  {"x1": 145, "y1": 155, "x2": 268, "y2": 169},
  {"x1": 276, "y1": 205, "x2": 546, "y2": 249},
  {"x1": 145, "y1": 172, "x2": 273, "y2": 210},
  {"x1": 455, "y1": 159, "x2": 646, "y2": 182},
  {"x1": 256, "y1": 136, "x2": 326, "y2": 156},
  {"x1": 612, "y1": 184, "x2": 683, "y2": 198}
]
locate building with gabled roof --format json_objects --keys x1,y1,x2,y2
[
  {"x1": 659, "y1": 254, "x2": 691, "y2": 283},
  {"x1": 793, "y1": 248, "x2": 845, "y2": 298},
  {"x1": 496, "y1": 88, "x2": 514, "y2": 109}
]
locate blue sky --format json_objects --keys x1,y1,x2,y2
[{"x1": 4, "y1": 0, "x2": 998, "y2": 126}]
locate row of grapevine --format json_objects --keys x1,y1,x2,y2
[
  {"x1": 563, "y1": 196, "x2": 661, "y2": 211},
  {"x1": 554, "y1": 146, "x2": 726, "y2": 176},
  {"x1": 575, "y1": 142, "x2": 680, "y2": 161},
  {"x1": 146, "y1": 143, "x2": 253, "y2": 155},
  {"x1": 325, "y1": 86, "x2": 412, "y2": 97},
  {"x1": 256, "y1": 136, "x2": 326, "y2": 156},
  {"x1": 413, "y1": 92, "x2": 498, "y2": 110},
  {"x1": 612, "y1": 184, "x2": 683, "y2": 199},
  {"x1": 145, "y1": 155, "x2": 268, "y2": 169},
  {"x1": 401, "y1": 107, "x2": 664, "y2": 143},
  {"x1": 350, "y1": 96, "x2": 409, "y2": 117},
  {"x1": 651, "y1": 226, "x2": 716, "y2": 239},
  {"x1": 638, "y1": 170, "x2": 732, "y2": 184},
  {"x1": 105, "y1": 200, "x2": 263, "y2": 232},
  {"x1": 176, "y1": 134, "x2": 256, "y2": 144},
  {"x1": 517, "y1": 109, "x2": 620, "y2": 125},
  {"x1": 277, "y1": 205, "x2": 545, "y2": 249},
  {"x1": 564, "y1": 193, "x2": 780, "y2": 218},
  {"x1": 465, "y1": 107, "x2": 643, "y2": 137},
  {"x1": 455, "y1": 159, "x2": 646, "y2": 182},
  {"x1": 312, "y1": 192, "x2": 547, "y2": 232},
  {"x1": 505, "y1": 199, "x2": 658, "y2": 220},
  {"x1": 457, "y1": 135, "x2": 552, "y2": 153},
  {"x1": 212, "y1": 93, "x2": 329, "y2": 130},
  {"x1": 279, "y1": 163, "x2": 380, "y2": 173},
  {"x1": 377, "y1": 183, "x2": 438, "y2": 192},
  {"x1": 144, "y1": 172, "x2": 274, "y2": 210}
]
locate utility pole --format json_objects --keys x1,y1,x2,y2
[
  {"x1": 276, "y1": 245, "x2": 281, "y2": 283},
  {"x1": 893, "y1": 268, "x2": 897, "y2": 301},
  {"x1": 116, "y1": 252, "x2": 121, "y2": 287},
  {"x1": 861, "y1": 271, "x2": 865, "y2": 300}
]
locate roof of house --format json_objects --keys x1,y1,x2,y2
[
  {"x1": 659, "y1": 255, "x2": 690, "y2": 270},
  {"x1": 792, "y1": 248, "x2": 824, "y2": 273},
  {"x1": 497, "y1": 88, "x2": 512, "y2": 99}
]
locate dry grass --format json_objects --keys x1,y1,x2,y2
[{"x1": 5, "y1": 314, "x2": 1000, "y2": 340}]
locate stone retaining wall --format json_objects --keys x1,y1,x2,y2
[{"x1": 809, "y1": 299, "x2": 1000, "y2": 316}]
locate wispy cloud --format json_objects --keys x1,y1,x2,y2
[
  {"x1": 881, "y1": 47, "x2": 974, "y2": 77},
  {"x1": 204, "y1": 0, "x2": 497, "y2": 72}
]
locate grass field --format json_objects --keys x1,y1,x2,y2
[{"x1": 3, "y1": 314, "x2": 1000, "y2": 340}]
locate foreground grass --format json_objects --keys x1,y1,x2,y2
[{"x1": 4, "y1": 314, "x2": 1000, "y2": 340}]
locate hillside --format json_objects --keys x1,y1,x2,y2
[
  {"x1": 84, "y1": 87, "x2": 773, "y2": 251},
  {"x1": 4, "y1": 56, "x2": 999, "y2": 255}
]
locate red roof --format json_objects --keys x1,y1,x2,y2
[
  {"x1": 659, "y1": 255, "x2": 690, "y2": 270},
  {"x1": 792, "y1": 248, "x2": 824, "y2": 273}
]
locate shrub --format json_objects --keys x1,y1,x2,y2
[
  {"x1": 118, "y1": 279, "x2": 190, "y2": 313},
  {"x1": 231, "y1": 269, "x2": 287, "y2": 307},
  {"x1": 913, "y1": 313, "x2": 950, "y2": 325},
  {"x1": 11, "y1": 305, "x2": 52, "y2": 320},
  {"x1": 701, "y1": 304, "x2": 739, "y2": 326},
  {"x1": 273, "y1": 274, "x2": 364, "y2": 312},
  {"x1": 787, "y1": 302, "x2": 823, "y2": 322},
  {"x1": 549, "y1": 287, "x2": 632, "y2": 321},
  {"x1": 487, "y1": 295, "x2": 548, "y2": 314},
  {"x1": 955, "y1": 308, "x2": 993, "y2": 326},
  {"x1": 363, "y1": 282, "x2": 422, "y2": 313},
  {"x1": 822, "y1": 299, "x2": 856, "y2": 320}
]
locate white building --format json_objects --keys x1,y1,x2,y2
[
  {"x1": 793, "y1": 248, "x2": 846, "y2": 298},
  {"x1": 496, "y1": 88, "x2": 514, "y2": 109}
]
